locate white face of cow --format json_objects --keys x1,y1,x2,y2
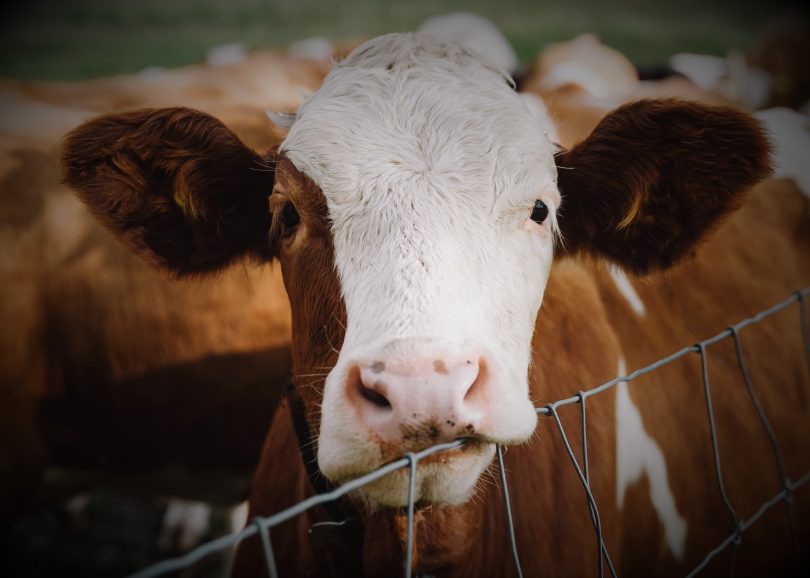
[{"x1": 281, "y1": 33, "x2": 561, "y2": 506}]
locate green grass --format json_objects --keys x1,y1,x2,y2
[{"x1": 1, "y1": 0, "x2": 791, "y2": 81}]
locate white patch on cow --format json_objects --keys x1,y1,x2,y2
[
  {"x1": 266, "y1": 110, "x2": 297, "y2": 128},
  {"x1": 206, "y1": 43, "x2": 247, "y2": 67},
  {"x1": 670, "y1": 52, "x2": 771, "y2": 110},
  {"x1": 755, "y1": 107, "x2": 810, "y2": 200},
  {"x1": 158, "y1": 499, "x2": 211, "y2": 552},
  {"x1": 281, "y1": 33, "x2": 561, "y2": 505},
  {"x1": 417, "y1": 12, "x2": 518, "y2": 74},
  {"x1": 539, "y1": 62, "x2": 617, "y2": 100},
  {"x1": 534, "y1": 34, "x2": 638, "y2": 108},
  {"x1": 670, "y1": 53, "x2": 727, "y2": 92},
  {"x1": 724, "y1": 53, "x2": 771, "y2": 110},
  {"x1": 616, "y1": 359, "x2": 687, "y2": 559},
  {"x1": 229, "y1": 501, "x2": 249, "y2": 534},
  {"x1": 288, "y1": 37, "x2": 335, "y2": 63},
  {"x1": 608, "y1": 266, "x2": 646, "y2": 317}
]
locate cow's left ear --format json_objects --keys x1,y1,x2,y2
[
  {"x1": 555, "y1": 99, "x2": 771, "y2": 274},
  {"x1": 62, "y1": 107, "x2": 275, "y2": 276}
]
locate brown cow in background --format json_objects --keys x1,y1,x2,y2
[{"x1": 0, "y1": 49, "x2": 333, "y2": 524}]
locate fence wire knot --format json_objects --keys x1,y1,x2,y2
[
  {"x1": 732, "y1": 521, "x2": 744, "y2": 546},
  {"x1": 783, "y1": 479, "x2": 794, "y2": 504},
  {"x1": 251, "y1": 516, "x2": 279, "y2": 578}
]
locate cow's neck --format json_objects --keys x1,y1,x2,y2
[
  {"x1": 286, "y1": 379, "x2": 358, "y2": 523},
  {"x1": 360, "y1": 489, "x2": 490, "y2": 577}
]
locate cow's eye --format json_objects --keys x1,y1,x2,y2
[
  {"x1": 531, "y1": 200, "x2": 549, "y2": 224},
  {"x1": 281, "y1": 202, "x2": 300, "y2": 236}
]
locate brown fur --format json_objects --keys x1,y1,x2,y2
[
  {"x1": 0, "y1": 51, "x2": 330, "y2": 521},
  {"x1": 61, "y1": 108, "x2": 276, "y2": 274},
  {"x1": 596, "y1": 176, "x2": 810, "y2": 575},
  {"x1": 556, "y1": 99, "x2": 772, "y2": 274},
  {"x1": 269, "y1": 155, "x2": 346, "y2": 433}
]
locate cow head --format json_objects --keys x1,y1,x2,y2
[{"x1": 62, "y1": 33, "x2": 769, "y2": 508}]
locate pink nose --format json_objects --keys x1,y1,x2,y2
[{"x1": 346, "y1": 353, "x2": 490, "y2": 448}]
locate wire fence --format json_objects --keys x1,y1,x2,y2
[{"x1": 129, "y1": 286, "x2": 810, "y2": 578}]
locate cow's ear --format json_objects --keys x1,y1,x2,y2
[
  {"x1": 555, "y1": 99, "x2": 771, "y2": 274},
  {"x1": 62, "y1": 107, "x2": 275, "y2": 275}
]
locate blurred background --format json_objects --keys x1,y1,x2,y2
[
  {"x1": 1, "y1": 1, "x2": 808, "y2": 577},
  {"x1": 2, "y1": 0, "x2": 806, "y2": 80}
]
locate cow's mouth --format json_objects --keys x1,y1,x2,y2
[
  {"x1": 413, "y1": 436, "x2": 483, "y2": 465},
  {"x1": 376, "y1": 434, "x2": 485, "y2": 465},
  {"x1": 352, "y1": 438, "x2": 496, "y2": 507}
]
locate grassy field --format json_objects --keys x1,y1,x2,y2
[{"x1": 1, "y1": 0, "x2": 798, "y2": 80}]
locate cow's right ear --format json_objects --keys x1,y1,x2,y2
[
  {"x1": 554, "y1": 99, "x2": 771, "y2": 275},
  {"x1": 62, "y1": 107, "x2": 275, "y2": 275}
]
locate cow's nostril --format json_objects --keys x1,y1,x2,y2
[
  {"x1": 463, "y1": 357, "x2": 486, "y2": 403},
  {"x1": 349, "y1": 365, "x2": 394, "y2": 410},
  {"x1": 359, "y1": 382, "x2": 392, "y2": 409}
]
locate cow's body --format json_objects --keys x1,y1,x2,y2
[{"x1": 60, "y1": 32, "x2": 808, "y2": 577}]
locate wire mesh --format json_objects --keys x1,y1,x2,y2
[
  {"x1": 128, "y1": 287, "x2": 810, "y2": 578},
  {"x1": 496, "y1": 444, "x2": 524, "y2": 578},
  {"x1": 253, "y1": 517, "x2": 278, "y2": 578},
  {"x1": 404, "y1": 452, "x2": 417, "y2": 578}
]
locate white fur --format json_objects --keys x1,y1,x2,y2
[
  {"x1": 755, "y1": 107, "x2": 810, "y2": 199},
  {"x1": 670, "y1": 53, "x2": 727, "y2": 92},
  {"x1": 206, "y1": 43, "x2": 247, "y2": 67},
  {"x1": 288, "y1": 37, "x2": 335, "y2": 63},
  {"x1": 608, "y1": 266, "x2": 646, "y2": 317},
  {"x1": 281, "y1": 33, "x2": 560, "y2": 505},
  {"x1": 417, "y1": 12, "x2": 518, "y2": 74},
  {"x1": 540, "y1": 62, "x2": 615, "y2": 100},
  {"x1": 670, "y1": 52, "x2": 771, "y2": 110},
  {"x1": 158, "y1": 498, "x2": 211, "y2": 552},
  {"x1": 616, "y1": 359, "x2": 687, "y2": 559},
  {"x1": 229, "y1": 501, "x2": 249, "y2": 533}
]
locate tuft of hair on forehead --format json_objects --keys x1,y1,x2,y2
[
  {"x1": 337, "y1": 32, "x2": 514, "y2": 82},
  {"x1": 279, "y1": 32, "x2": 559, "y2": 217}
]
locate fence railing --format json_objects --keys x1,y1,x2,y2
[{"x1": 130, "y1": 287, "x2": 810, "y2": 578}]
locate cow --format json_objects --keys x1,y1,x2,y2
[{"x1": 60, "y1": 33, "x2": 809, "y2": 576}]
